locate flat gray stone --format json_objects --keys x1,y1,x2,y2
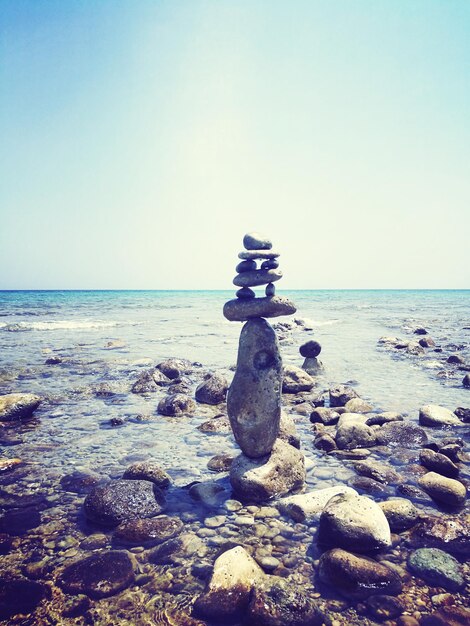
[
  {"x1": 233, "y1": 268, "x2": 282, "y2": 288},
  {"x1": 223, "y1": 296, "x2": 296, "y2": 322},
  {"x1": 243, "y1": 232, "x2": 272, "y2": 250},
  {"x1": 238, "y1": 250, "x2": 280, "y2": 260},
  {"x1": 227, "y1": 318, "x2": 282, "y2": 457}
]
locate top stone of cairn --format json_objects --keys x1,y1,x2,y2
[{"x1": 243, "y1": 232, "x2": 272, "y2": 251}]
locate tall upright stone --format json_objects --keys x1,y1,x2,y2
[{"x1": 228, "y1": 318, "x2": 282, "y2": 458}]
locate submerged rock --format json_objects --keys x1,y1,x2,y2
[
  {"x1": 59, "y1": 551, "x2": 134, "y2": 599},
  {"x1": 195, "y1": 373, "x2": 228, "y2": 405},
  {"x1": 352, "y1": 459, "x2": 403, "y2": 485},
  {"x1": 318, "y1": 492, "x2": 391, "y2": 552},
  {"x1": 407, "y1": 548, "x2": 464, "y2": 591},
  {"x1": 194, "y1": 546, "x2": 265, "y2": 621},
  {"x1": 123, "y1": 462, "x2": 171, "y2": 488},
  {"x1": 0, "y1": 578, "x2": 47, "y2": 619},
  {"x1": 157, "y1": 393, "x2": 196, "y2": 416},
  {"x1": 230, "y1": 439, "x2": 305, "y2": 502},
  {"x1": 318, "y1": 549, "x2": 402, "y2": 600},
  {"x1": 149, "y1": 532, "x2": 206, "y2": 565},
  {"x1": 60, "y1": 470, "x2": 102, "y2": 494},
  {"x1": 420, "y1": 606, "x2": 470, "y2": 626},
  {"x1": 0, "y1": 393, "x2": 42, "y2": 421},
  {"x1": 227, "y1": 318, "x2": 282, "y2": 458},
  {"x1": 84, "y1": 479, "x2": 165, "y2": 527},
  {"x1": 113, "y1": 516, "x2": 182, "y2": 546}
]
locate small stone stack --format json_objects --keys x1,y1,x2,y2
[
  {"x1": 223, "y1": 232, "x2": 296, "y2": 322},
  {"x1": 223, "y1": 233, "x2": 305, "y2": 502}
]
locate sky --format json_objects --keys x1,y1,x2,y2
[{"x1": 0, "y1": 0, "x2": 469, "y2": 289}]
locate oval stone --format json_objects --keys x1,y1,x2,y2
[
  {"x1": 233, "y1": 269, "x2": 282, "y2": 288},
  {"x1": 261, "y1": 259, "x2": 279, "y2": 270},
  {"x1": 238, "y1": 250, "x2": 280, "y2": 260},
  {"x1": 265, "y1": 283, "x2": 275, "y2": 297},
  {"x1": 223, "y1": 296, "x2": 297, "y2": 322},
  {"x1": 236, "y1": 260, "x2": 257, "y2": 273},
  {"x1": 243, "y1": 232, "x2": 272, "y2": 250},
  {"x1": 59, "y1": 551, "x2": 134, "y2": 599},
  {"x1": 236, "y1": 287, "x2": 255, "y2": 299}
]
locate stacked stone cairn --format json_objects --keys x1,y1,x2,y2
[{"x1": 223, "y1": 232, "x2": 305, "y2": 502}]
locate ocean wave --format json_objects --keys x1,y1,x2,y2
[
  {"x1": 307, "y1": 319, "x2": 340, "y2": 327},
  {"x1": 0, "y1": 319, "x2": 142, "y2": 332}
]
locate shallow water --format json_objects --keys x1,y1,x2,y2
[{"x1": 0, "y1": 290, "x2": 469, "y2": 625}]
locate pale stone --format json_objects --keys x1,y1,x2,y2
[
  {"x1": 282, "y1": 364, "x2": 315, "y2": 393},
  {"x1": 278, "y1": 486, "x2": 358, "y2": 522},
  {"x1": 227, "y1": 318, "x2": 282, "y2": 457},
  {"x1": 418, "y1": 472, "x2": 467, "y2": 507},
  {"x1": 419, "y1": 404, "x2": 463, "y2": 427}
]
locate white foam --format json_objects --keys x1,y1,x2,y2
[{"x1": 0, "y1": 319, "x2": 141, "y2": 331}]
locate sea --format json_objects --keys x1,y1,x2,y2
[{"x1": 0, "y1": 289, "x2": 468, "y2": 624}]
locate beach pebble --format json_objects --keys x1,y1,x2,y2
[
  {"x1": 195, "y1": 372, "x2": 228, "y2": 405},
  {"x1": 149, "y1": 532, "x2": 206, "y2": 565},
  {"x1": 418, "y1": 472, "x2": 466, "y2": 507},
  {"x1": 379, "y1": 498, "x2": 419, "y2": 532},
  {"x1": 236, "y1": 260, "x2": 257, "y2": 273},
  {"x1": 230, "y1": 439, "x2": 305, "y2": 502},
  {"x1": 204, "y1": 515, "x2": 226, "y2": 528},
  {"x1": 299, "y1": 340, "x2": 322, "y2": 358},
  {"x1": 157, "y1": 393, "x2": 196, "y2": 416},
  {"x1": 188, "y1": 481, "x2": 225, "y2": 506},
  {"x1": 193, "y1": 546, "x2": 265, "y2": 620},
  {"x1": 318, "y1": 492, "x2": 391, "y2": 551},
  {"x1": 318, "y1": 548, "x2": 402, "y2": 599},
  {"x1": 233, "y1": 268, "x2": 282, "y2": 288},
  {"x1": 113, "y1": 516, "x2": 182, "y2": 546},
  {"x1": 0, "y1": 393, "x2": 42, "y2": 422},
  {"x1": 282, "y1": 364, "x2": 315, "y2": 393},
  {"x1": 224, "y1": 499, "x2": 243, "y2": 512},
  {"x1": 84, "y1": 479, "x2": 165, "y2": 527},
  {"x1": 123, "y1": 462, "x2": 171, "y2": 488},
  {"x1": 419, "y1": 404, "x2": 463, "y2": 427},
  {"x1": 236, "y1": 287, "x2": 255, "y2": 299},
  {"x1": 329, "y1": 385, "x2": 358, "y2": 408},
  {"x1": 223, "y1": 295, "x2": 296, "y2": 321},
  {"x1": 243, "y1": 232, "x2": 272, "y2": 250},
  {"x1": 408, "y1": 548, "x2": 463, "y2": 591},
  {"x1": 58, "y1": 551, "x2": 134, "y2": 599},
  {"x1": 419, "y1": 449, "x2": 459, "y2": 478},
  {"x1": 344, "y1": 398, "x2": 373, "y2": 413}
]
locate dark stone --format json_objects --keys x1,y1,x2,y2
[
  {"x1": 419, "y1": 449, "x2": 459, "y2": 478},
  {"x1": 0, "y1": 393, "x2": 42, "y2": 421},
  {"x1": 454, "y1": 407, "x2": 470, "y2": 422},
  {"x1": 0, "y1": 578, "x2": 47, "y2": 619},
  {"x1": 419, "y1": 337, "x2": 435, "y2": 348},
  {"x1": 0, "y1": 508, "x2": 42, "y2": 535},
  {"x1": 157, "y1": 393, "x2": 196, "y2": 416},
  {"x1": 310, "y1": 407, "x2": 340, "y2": 425},
  {"x1": 314, "y1": 433, "x2": 337, "y2": 452},
  {"x1": 59, "y1": 551, "x2": 134, "y2": 599},
  {"x1": 207, "y1": 454, "x2": 235, "y2": 472},
  {"x1": 61, "y1": 594, "x2": 91, "y2": 618},
  {"x1": 300, "y1": 340, "x2": 322, "y2": 358},
  {"x1": 236, "y1": 260, "x2": 257, "y2": 273},
  {"x1": 420, "y1": 606, "x2": 470, "y2": 626},
  {"x1": 261, "y1": 259, "x2": 279, "y2": 270},
  {"x1": 195, "y1": 373, "x2": 228, "y2": 405},
  {"x1": 462, "y1": 374, "x2": 470, "y2": 388},
  {"x1": 233, "y1": 268, "x2": 282, "y2": 288},
  {"x1": 236, "y1": 287, "x2": 256, "y2": 299},
  {"x1": 265, "y1": 283, "x2": 275, "y2": 297},
  {"x1": 113, "y1": 516, "x2": 183, "y2": 546},
  {"x1": 408, "y1": 516, "x2": 470, "y2": 555},
  {"x1": 364, "y1": 595, "x2": 404, "y2": 621},
  {"x1": 123, "y1": 462, "x2": 171, "y2": 488},
  {"x1": 223, "y1": 296, "x2": 296, "y2": 321},
  {"x1": 45, "y1": 356, "x2": 63, "y2": 365},
  {"x1": 84, "y1": 479, "x2": 165, "y2": 527},
  {"x1": 131, "y1": 368, "x2": 171, "y2": 393},
  {"x1": 349, "y1": 476, "x2": 392, "y2": 497},
  {"x1": 413, "y1": 327, "x2": 428, "y2": 335},
  {"x1": 156, "y1": 358, "x2": 193, "y2": 380},
  {"x1": 447, "y1": 354, "x2": 465, "y2": 364},
  {"x1": 243, "y1": 232, "x2": 272, "y2": 250},
  {"x1": 60, "y1": 470, "x2": 102, "y2": 494},
  {"x1": 376, "y1": 421, "x2": 428, "y2": 448}
]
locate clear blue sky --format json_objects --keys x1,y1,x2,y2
[{"x1": 1, "y1": 1, "x2": 469, "y2": 289}]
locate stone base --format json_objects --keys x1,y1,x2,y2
[{"x1": 229, "y1": 439, "x2": 305, "y2": 502}]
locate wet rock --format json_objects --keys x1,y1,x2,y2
[
  {"x1": 278, "y1": 486, "x2": 357, "y2": 523},
  {"x1": 123, "y1": 462, "x2": 171, "y2": 488},
  {"x1": 329, "y1": 385, "x2": 358, "y2": 407},
  {"x1": 420, "y1": 606, "x2": 470, "y2": 626},
  {"x1": 59, "y1": 551, "x2": 134, "y2": 599},
  {"x1": 352, "y1": 460, "x2": 403, "y2": 485},
  {"x1": 345, "y1": 398, "x2": 373, "y2": 413},
  {"x1": 0, "y1": 578, "x2": 47, "y2": 619},
  {"x1": 366, "y1": 412, "x2": 403, "y2": 426},
  {"x1": 419, "y1": 336, "x2": 436, "y2": 348},
  {"x1": 364, "y1": 595, "x2": 404, "y2": 621},
  {"x1": 60, "y1": 470, "x2": 102, "y2": 494},
  {"x1": 197, "y1": 414, "x2": 231, "y2": 433},
  {"x1": 418, "y1": 472, "x2": 466, "y2": 507},
  {"x1": 149, "y1": 532, "x2": 206, "y2": 565},
  {"x1": 318, "y1": 549, "x2": 402, "y2": 600},
  {"x1": 0, "y1": 508, "x2": 42, "y2": 535},
  {"x1": 61, "y1": 594, "x2": 91, "y2": 618},
  {"x1": 413, "y1": 327, "x2": 428, "y2": 335},
  {"x1": 454, "y1": 407, "x2": 470, "y2": 422},
  {"x1": 0, "y1": 393, "x2": 42, "y2": 421},
  {"x1": 84, "y1": 479, "x2": 165, "y2": 527},
  {"x1": 349, "y1": 476, "x2": 392, "y2": 497},
  {"x1": 228, "y1": 318, "x2": 282, "y2": 458},
  {"x1": 207, "y1": 454, "x2": 235, "y2": 472},
  {"x1": 158, "y1": 393, "x2": 196, "y2": 416},
  {"x1": 310, "y1": 407, "x2": 340, "y2": 425},
  {"x1": 278, "y1": 412, "x2": 300, "y2": 449},
  {"x1": 230, "y1": 439, "x2": 305, "y2": 502},
  {"x1": 314, "y1": 432, "x2": 337, "y2": 452},
  {"x1": 376, "y1": 421, "x2": 428, "y2": 448},
  {"x1": 299, "y1": 340, "x2": 322, "y2": 358},
  {"x1": 406, "y1": 341, "x2": 425, "y2": 355},
  {"x1": 189, "y1": 481, "x2": 226, "y2": 506},
  {"x1": 247, "y1": 576, "x2": 324, "y2": 625},
  {"x1": 318, "y1": 492, "x2": 391, "y2": 552},
  {"x1": 193, "y1": 546, "x2": 265, "y2": 621},
  {"x1": 0, "y1": 458, "x2": 22, "y2": 473},
  {"x1": 419, "y1": 449, "x2": 459, "y2": 478},
  {"x1": 114, "y1": 515, "x2": 183, "y2": 546},
  {"x1": 223, "y1": 296, "x2": 297, "y2": 322},
  {"x1": 302, "y1": 357, "x2": 323, "y2": 375},
  {"x1": 243, "y1": 232, "x2": 272, "y2": 250},
  {"x1": 447, "y1": 354, "x2": 465, "y2": 364},
  {"x1": 463, "y1": 374, "x2": 470, "y2": 388},
  {"x1": 335, "y1": 414, "x2": 377, "y2": 450},
  {"x1": 195, "y1": 373, "x2": 228, "y2": 405},
  {"x1": 131, "y1": 368, "x2": 171, "y2": 393},
  {"x1": 282, "y1": 364, "x2": 315, "y2": 393},
  {"x1": 45, "y1": 355, "x2": 63, "y2": 364},
  {"x1": 408, "y1": 515, "x2": 470, "y2": 555},
  {"x1": 407, "y1": 548, "x2": 463, "y2": 591},
  {"x1": 379, "y1": 498, "x2": 419, "y2": 531},
  {"x1": 156, "y1": 358, "x2": 193, "y2": 380},
  {"x1": 419, "y1": 404, "x2": 463, "y2": 427}
]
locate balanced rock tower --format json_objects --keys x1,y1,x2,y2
[{"x1": 224, "y1": 232, "x2": 305, "y2": 502}]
